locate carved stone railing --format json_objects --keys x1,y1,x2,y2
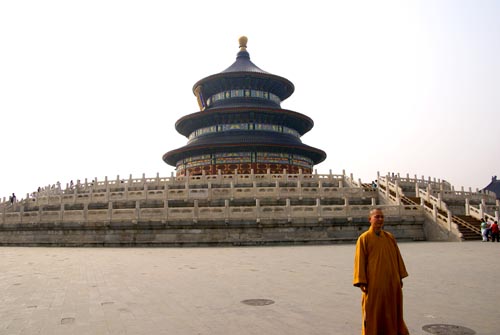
[
  {"x1": 2, "y1": 171, "x2": 351, "y2": 204},
  {"x1": 13, "y1": 184, "x2": 375, "y2": 209},
  {"x1": 0, "y1": 203, "x2": 422, "y2": 226}
]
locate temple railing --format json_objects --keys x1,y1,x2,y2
[
  {"x1": 10, "y1": 184, "x2": 375, "y2": 208},
  {"x1": 0, "y1": 203, "x2": 422, "y2": 226},
  {"x1": 377, "y1": 172, "x2": 452, "y2": 191},
  {"x1": 1, "y1": 171, "x2": 351, "y2": 205}
]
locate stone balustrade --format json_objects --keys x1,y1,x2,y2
[
  {"x1": 377, "y1": 172, "x2": 452, "y2": 190},
  {"x1": 0, "y1": 202, "x2": 422, "y2": 226},
  {"x1": 16, "y1": 185, "x2": 374, "y2": 208},
  {"x1": 0, "y1": 171, "x2": 429, "y2": 245}
]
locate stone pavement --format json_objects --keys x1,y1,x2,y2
[{"x1": 0, "y1": 241, "x2": 498, "y2": 335}]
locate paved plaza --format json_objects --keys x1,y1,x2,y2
[{"x1": 0, "y1": 241, "x2": 498, "y2": 335}]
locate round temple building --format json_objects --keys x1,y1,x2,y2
[{"x1": 163, "y1": 37, "x2": 326, "y2": 176}]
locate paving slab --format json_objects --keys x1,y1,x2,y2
[{"x1": 0, "y1": 241, "x2": 498, "y2": 335}]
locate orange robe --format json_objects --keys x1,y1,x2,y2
[{"x1": 353, "y1": 228, "x2": 409, "y2": 335}]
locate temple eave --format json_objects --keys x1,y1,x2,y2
[{"x1": 163, "y1": 143, "x2": 326, "y2": 167}]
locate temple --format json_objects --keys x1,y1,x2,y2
[
  {"x1": 163, "y1": 37, "x2": 326, "y2": 176},
  {"x1": 0, "y1": 37, "x2": 498, "y2": 246}
]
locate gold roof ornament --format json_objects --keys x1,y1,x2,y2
[{"x1": 238, "y1": 36, "x2": 248, "y2": 51}]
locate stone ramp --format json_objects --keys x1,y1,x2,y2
[{"x1": 0, "y1": 242, "x2": 497, "y2": 335}]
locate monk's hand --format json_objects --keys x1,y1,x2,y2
[{"x1": 360, "y1": 284, "x2": 367, "y2": 293}]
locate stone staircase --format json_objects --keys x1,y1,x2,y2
[
  {"x1": 389, "y1": 192, "x2": 483, "y2": 241},
  {"x1": 453, "y1": 215, "x2": 482, "y2": 240}
]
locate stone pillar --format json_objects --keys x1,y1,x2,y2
[
  {"x1": 132, "y1": 201, "x2": 139, "y2": 223},
  {"x1": 371, "y1": 197, "x2": 376, "y2": 206},
  {"x1": 84, "y1": 203, "x2": 88, "y2": 224},
  {"x1": 19, "y1": 205, "x2": 24, "y2": 224},
  {"x1": 316, "y1": 198, "x2": 322, "y2": 221},
  {"x1": 163, "y1": 200, "x2": 169, "y2": 223},
  {"x1": 125, "y1": 182, "x2": 129, "y2": 200},
  {"x1": 465, "y1": 198, "x2": 470, "y2": 216},
  {"x1": 286, "y1": 198, "x2": 291, "y2": 222},
  {"x1": 193, "y1": 200, "x2": 198, "y2": 223},
  {"x1": 108, "y1": 201, "x2": 113, "y2": 223},
  {"x1": 255, "y1": 198, "x2": 260, "y2": 223},
  {"x1": 394, "y1": 180, "x2": 400, "y2": 204},
  {"x1": 224, "y1": 199, "x2": 229, "y2": 223}
]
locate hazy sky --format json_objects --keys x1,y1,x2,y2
[{"x1": 1, "y1": 0, "x2": 499, "y2": 199}]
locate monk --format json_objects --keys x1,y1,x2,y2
[{"x1": 353, "y1": 208, "x2": 410, "y2": 335}]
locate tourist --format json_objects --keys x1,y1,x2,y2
[
  {"x1": 481, "y1": 218, "x2": 490, "y2": 242},
  {"x1": 490, "y1": 221, "x2": 499, "y2": 242},
  {"x1": 353, "y1": 208, "x2": 409, "y2": 335}
]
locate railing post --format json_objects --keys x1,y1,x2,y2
[
  {"x1": 19, "y1": 205, "x2": 24, "y2": 224},
  {"x1": 108, "y1": 201, "x2": 113, "y2": 224},
  {"x1": 432, "y1": 203, "x2": 437, "y2": 222},
  {"x1": 135, "y1": 200, "x2": 140, "y2": 224},
  {"x1": 163, "y1": 200, "x2": 169, "y2": 223},
  {"x1": 193, "y1": 200, "x2": 198, "y2": 223},
  {"x1": 286, "y1": 198, "x2": 291, "y2": 222},
  {"x1": 224, "y1": 199, "x2": 229, "y2": 223},
  {"x1": 394, "y1": 180, "x2": 400, "y2": 204},
  {"x1": 255, "y1": 198, "x2": 260, "y2": 223},
  {"x1": 316, "y1": 198, "x2": 322, "y2": 221},
  {"x1": 465, "y1": 198, "x2": 470, "y2": 216},
  {"x1": 84, "y1": 203, "x2": 88, "y2": 224},
  {"x1": 59, "y1": 203, "x2": 64, "y2": 222}
]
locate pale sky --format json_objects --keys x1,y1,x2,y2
[{"x1": 1, "y1": 0, "x2": 499, "y2": 200}]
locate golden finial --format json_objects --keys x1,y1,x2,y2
[{"x1": 239, "y1": 36, "x2": 248, "y2": 51}]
